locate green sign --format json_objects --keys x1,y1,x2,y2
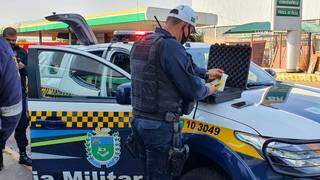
[
  {"x1": 276, "y1": 8, "x2": 300, "y2": 17},
  {"x1": 277, "y1": 0, "x2": 300, "y2": 7}
]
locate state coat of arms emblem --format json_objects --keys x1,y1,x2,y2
[{"x1": 85, "y1": 127, "x2": 121, "y2": 168}]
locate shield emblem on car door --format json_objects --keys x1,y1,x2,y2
[{"x1": 85, "y1": 128, "x2": 121, "y2": 168}]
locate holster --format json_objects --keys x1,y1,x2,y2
[
  {"x1": 169, "y1": 144, "x2": 190, "y2": 177},
  {"x1": 182, "y1": 100, "x2": 195, "y2": 115}
]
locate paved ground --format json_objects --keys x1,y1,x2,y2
[
  {"x1": 1, "y1": 148, "x2": 32, "y2": 180},
  {"x1": 0, "y1": 130, "x2": 32, "y2": 180}
]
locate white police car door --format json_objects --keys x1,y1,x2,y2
[{"x1": 27, "y1": 46, "x2": 144, "y2": 180}]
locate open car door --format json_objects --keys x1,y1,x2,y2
[
  {"x1": 27, "y1": 45, "x2": 144, "y2": 179},
  {"x1": 46, "y1": 13, "x2": 98, "y2": 45}
]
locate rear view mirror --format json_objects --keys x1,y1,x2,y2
[
  {"x1": 116, "y1": 83, "x2": 131, "y2": 105},
  {"x1": 265, "y1": 68, "x2": 276, "y2": 78}
]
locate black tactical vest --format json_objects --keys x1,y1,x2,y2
[{"x1": 130, "y1": 33, "x2": 183, "y2": 118}]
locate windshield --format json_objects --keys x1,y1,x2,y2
[
  {"x1": 187, "y1": 48, "x2": 209, "y2": 69},
  {"x1": 186, "y1": 47, "x2": 275, "y2": 86}
]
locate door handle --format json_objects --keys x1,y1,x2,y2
[{"x1": 36, "y1": 117, "x2": 66, "y2": 129}]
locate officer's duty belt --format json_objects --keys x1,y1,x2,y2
[{"x1": 133, "y1": 110, "x2": 180, "y2": 122}]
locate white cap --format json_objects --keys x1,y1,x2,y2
[{"x1": 167, "y1": 5, "x2": 198, "y2": 29}]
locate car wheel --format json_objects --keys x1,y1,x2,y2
[{"x1": 180, "y1": 167, "x2": 227, "y2": 180}]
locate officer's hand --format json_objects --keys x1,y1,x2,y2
[
  {"x1": 206, "y1": 68, "x2": 224, "y2": 80},
  {"x1": 206, "y1": 83, "x2": 218, "y2": 95}
]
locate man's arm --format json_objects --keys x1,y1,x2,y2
[
  {"x1": 186, "y1": 52, "x2": 224, "y2": 80},
  {"x1": 193, "y1": 62, "x2": 207, "y2": 79},
  {"x1": 17, "y1": 47, "x2": 28, "y2": 75},
  {"x1": 161, "y1": 40, "x2": 214, "y2": 101}
]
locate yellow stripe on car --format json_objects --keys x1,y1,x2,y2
[{"x1": 181, "y1": 119, "x2": 263, "y2": 160}]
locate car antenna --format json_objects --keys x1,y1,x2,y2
[{"x1": 154, "y1": 16, "x2": 163, "y2": 29}]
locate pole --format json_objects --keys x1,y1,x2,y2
[
  {"x1": 286, "y1": 30, "x2": 301, "y2": 72},
  {"x1": 279, "y1": 33, "x2": 283, "y2": 68},
  {"x1": 306, "y1": 32, "x2": 312, "y2": 68},
  {"x1": 39, "y1": 31, "x2": 43, "y2": 45},
  {"x1": 251, "y1": 34, "x2": 254, "y2": 47},
  {"x1": 68, "y1": 27, "x2": 72, "y2": 45},
  {"x1": 214, "y1": 25, "x2": 217, "y2": 40}
]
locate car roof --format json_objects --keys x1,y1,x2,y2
[
  {"x1": 56, "y1": 41, "x2": 209, "y2": 54},
  {"x1": 69, "y1": 42, "x2": 209, "y2": 50},
  {"x1": 67, "y1": 42, "x2": 134, "y2": 51}
]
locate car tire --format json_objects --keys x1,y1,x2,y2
[{"x1": 180, "y1": 167, "x2": 227, "y2": 180}]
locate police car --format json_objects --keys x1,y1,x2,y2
[{"x1": 27, "y1": 14, "x2": 320, "y2": 180}]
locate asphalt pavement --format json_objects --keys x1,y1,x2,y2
[
  {"x1": 0, "y1": 131, "x2": 32, "y2": 180},
  {"x1": 1, "y1": 149, "x2": 32, "y2": 180}
]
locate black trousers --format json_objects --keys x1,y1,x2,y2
[
  {"x1": 131, "y1": 117, "x2": 177, "y2": 180},
  {"x1": 0, "y1": 115, "x2": 20, "y2": 150},
  {"x1": 14, "y1": 91, "x2": 29, "y2": 153}
]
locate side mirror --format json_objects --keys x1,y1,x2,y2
[
  {"x1": 116, "y1": 83, "x2": 131, "y2": 105},
  {"x1": 265, "y1": 68, "x2": 276, "y2": 78}
]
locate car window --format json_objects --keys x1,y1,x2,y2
[
  {"x1": 69, "y1": 55, "x2": 104, "y2": 90},
  {"x1": 111, "y1": 52, "x2": 130, "y2": 73},
  {"x1": 39, "y1": 51, "x2": 65, "y2": 75},
  {"x1": 247, "y1": 63, "x2": 274, "y2": 84},
  {"x1": 38, "y1": 50, "x2": 130, "y2": 99},
  {"x1": 88, "y1": 50, "x2": 104, "y2": 58}
]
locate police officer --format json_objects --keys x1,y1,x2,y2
[
  {"x1": 0, "y1": 36, "x2": 22, "y2": 170},
  {"x1": 130, "y1": 5, "x2": 223, "y2": 180},
  {"x1": 3, "y1": 27, "x2": 32, "y2": 166}
]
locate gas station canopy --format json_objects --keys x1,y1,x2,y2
[
  {"x1": 225, "y1": 21, "x2": 320, "y2": 34},
  {"x1": 14, "y1": 7, "x2": 217, "y2": 36}
]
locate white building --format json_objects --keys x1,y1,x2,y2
[{"x1": 1, "y1": 0, "x2": 319, "y2": 28}]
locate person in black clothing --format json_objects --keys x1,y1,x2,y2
[
  {"x1": 3, "y1": 27, "x2": 32, "y2": 166},
  {"x1": 0, "y1": 36, "x2": 22, "y2": 171},
  {"x1": 130, "y1": 5, "x2": 223, "y2": 180}
]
